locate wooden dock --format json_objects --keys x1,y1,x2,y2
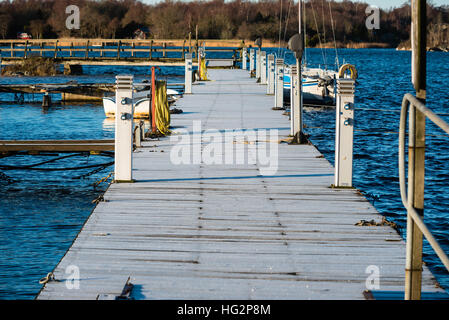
[
  {"x1": 0, "y1": 82, "x2": 185, "y2": 102},
  {"x1": 0, "y1": 39, "x2": 244, "y2": 66},
  {"x1": 37, "y1": 69, "x2": 445, "y2": 300},
  {"x1": 0, "y1": 140, "x2": 114, "y2": 153}
]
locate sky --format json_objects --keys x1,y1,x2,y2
[{"x1": 139, "y1": 0, "x2": 448, "y2": 10}]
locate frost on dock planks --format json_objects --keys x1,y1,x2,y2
[{"x1": 37, "y1": 69, "x2": 444, "y2": 300}]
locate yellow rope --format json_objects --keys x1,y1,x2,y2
[
  {"x1": 199, "y1": 57, "x2": 208, "y2": 81},
  {"x1": 154, "y1": 80, "x2": 171, "y2": 135}
]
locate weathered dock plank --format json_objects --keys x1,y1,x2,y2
[
  {"x1": 37, "y1": 69, "x2": 444, "y2": 300},
  {"x1": 0, "y1": 140, "x2": 114, "y2": 153}
]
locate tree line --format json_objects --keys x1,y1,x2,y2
[{"x1": 0, "y1": 0, "x2": 447, "y2": 48}]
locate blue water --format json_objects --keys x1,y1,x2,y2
[
  {"x1": 0, "y1": 66, "x2": 184, "y2": 299},
  {"x1": 0, "y1": 48, "x2": 448, "y2": 299},
  {"x1": 287, "y1": 48, "x2": 449, "y2": 291}
]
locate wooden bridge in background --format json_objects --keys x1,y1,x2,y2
[{"x1": 0, "y1": 39, "x2": 261, "y2": 66}]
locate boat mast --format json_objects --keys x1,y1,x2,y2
[
  {"x1": 303, "y1": 0, "x2": 307, "y2": 67},
  {"x1": 299, "y1": 0, "x2": 307, "y2": 67}
]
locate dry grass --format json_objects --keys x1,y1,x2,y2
[
  {"x1": 1, "y1": 57, "x2": 58, "y2": 76},
  {"x1": 319, "y1": 41, "x2": 391, "y2": 49}
]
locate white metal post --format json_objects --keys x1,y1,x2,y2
[
  {"x1": 249, "y1": 49, "x2": 255, "y2": 77},
  {"x1": 256, "y1": 49, "x2": 261, "y2": 80},
  {"x1": 260, "y1": 51, "x2": 267, "y2": 85},
  {"x1": 293, "y1": 60, "x2": 303, "y2": 142},
  {"x1": 185, "y1": 53, "x2": 192, "y2": 94},
  {"x1": 115, "y1": 75, "x2": 134, "y2": 183},
  {"x1": 275, "y1": 58, "x2": 284, "y2": 109},
  {"x1": 242, "y1": 48, "x2": 247, "y2": 70},
  {"x1": 290, "y1": 65, "x2": 296, "y2": 136},
  {"x1": 334, "y1": 78, "x2": 355, "y2": 187},
  {"x1": 267, "y1": 54, "x2": 275, "y2": 95}
]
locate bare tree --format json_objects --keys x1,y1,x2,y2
[
  {"x1": 29, "y1": 20, "x2": 45, "y2": 39},
  {"x1": 0, "y1": 14, "x2": 12, "y2": 39}
]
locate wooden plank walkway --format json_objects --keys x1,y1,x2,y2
[{"x1": 37, "y1": 69, "x2": 444, "y2": 300}]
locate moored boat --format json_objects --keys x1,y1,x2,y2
[
  {"x1": 283, "y1": 66, "x2": 337, "y2": 106},
  {"x1": 103, "y1": 88, "x2": 181, "y2": 118}
]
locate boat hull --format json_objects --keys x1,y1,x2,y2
[
  {"x1": 103, "y1": 97, "x2": 151, "y2": 119},
  {"x1": 103, "y1": 88, "x2": 180, "y2": 119},
  {"x1": 283, "y1": 69, "x2": 336, "y2": 106}
]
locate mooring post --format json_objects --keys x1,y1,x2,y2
[
  {"x1": 260, "y1": 51, "x2": 267, "y2": 84},
  {"x1": 188, "y1": 32, "x2": 192, "y2": 53},
  {"x1": 117, "y1": 40, "x2": 121, "y2": 60},
  {"x1": 275, "y1": 58, "x2": 284, "y2": 109},
  {"x1": 334, "y1": 75, "x2": 355, "y2": 188},
  {"x1": 54, "y1": 40, "x2": 58, "y2": 59},
  {"x1": 290, "y1": 65, "x2": 297, "y2": 134},
  {"x1": 256, "y1": 49, "x2": 261, "y2": 80},
  {"x1": 242, "y1": 48, "x2": 247, "y2": 70},
  {"x1": 267, "y1": 54, "x2": 275, "y2": 95},
  {"x1": 195, "y1": 25, "x2": 199, "y2": 59},
  {"x1": 292, "y1": 61, "x2": 304, "y2": 143},
  {"x1": 114, "y1": 75, "x2": 134, "y2": 183},
  {"x1": 249, "y1": 49, "x2": 255, "y2": 77},
  {"x1": 185, "y1": 53, "x2": 193, "y2": 94},
  {"x1": 42, "y1": 92, "x2": 51, "y2": 108},
  {"x1": 134, "y1": 120, "x2": 145, "y2": 147},
  {"x1": 24, "y1": 40, "x2": 28, "y2": 59},
  {"x1": 405, "y1": 0, "x2": 427, "y2": 301},
  {"x1": 139, "y1": 120, "x2": 145, "y2": 141},
  {"x1": 134, "y1": 125, "x2": 142, "y2": 148},
  {"x1": 85, "y1": 40, "x2": 89, "y2": 59},
  {"x1": 182, "y1": 39, "x2": 186, "y2": 59}
]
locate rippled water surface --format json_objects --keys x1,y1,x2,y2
[
  {"x1": 294, "y1": 48, "x2": 449, "y2": 291},
  {"x1": 0, "y1": 49, "x2": 448, "y2": 299}
]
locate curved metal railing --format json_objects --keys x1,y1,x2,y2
[{"x1": 398, "y1": 93, "x2": 449, "y2": 280}]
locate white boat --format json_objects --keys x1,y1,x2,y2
[
  {"x1": 284, "y1": 66, "x2": 337, "y2": 106},
  {"x1": 103, "y1": 88, "x2": 181, "y2": 118},
  {"x1": 280, "y1": 0, "x2": 342, "y2": 107},
  {"x1": 103, "y1": 96, "x2": 151, "y2": 118}
]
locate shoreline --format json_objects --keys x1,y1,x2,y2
[{"x1": 3, "y1": 38, "x2": 447, "y2": 51}]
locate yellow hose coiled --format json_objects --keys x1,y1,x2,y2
[
  {"x1": 199, "y1": 57, "x2": 208, "y2": 81},
  {"x1": 154, "y1": 80, "x2": 171, "y2": 135}
]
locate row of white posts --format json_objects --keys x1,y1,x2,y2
[
  {"x1": 240, "y1": 48, "x2": 356, "y2": 188},
  {"x1": 114, "y1": 50, "x2": 355, "y2": 187}
]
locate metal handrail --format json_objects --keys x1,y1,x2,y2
[{"x1": 398, "y1": 93, "x2": 449, "y2": 272}]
